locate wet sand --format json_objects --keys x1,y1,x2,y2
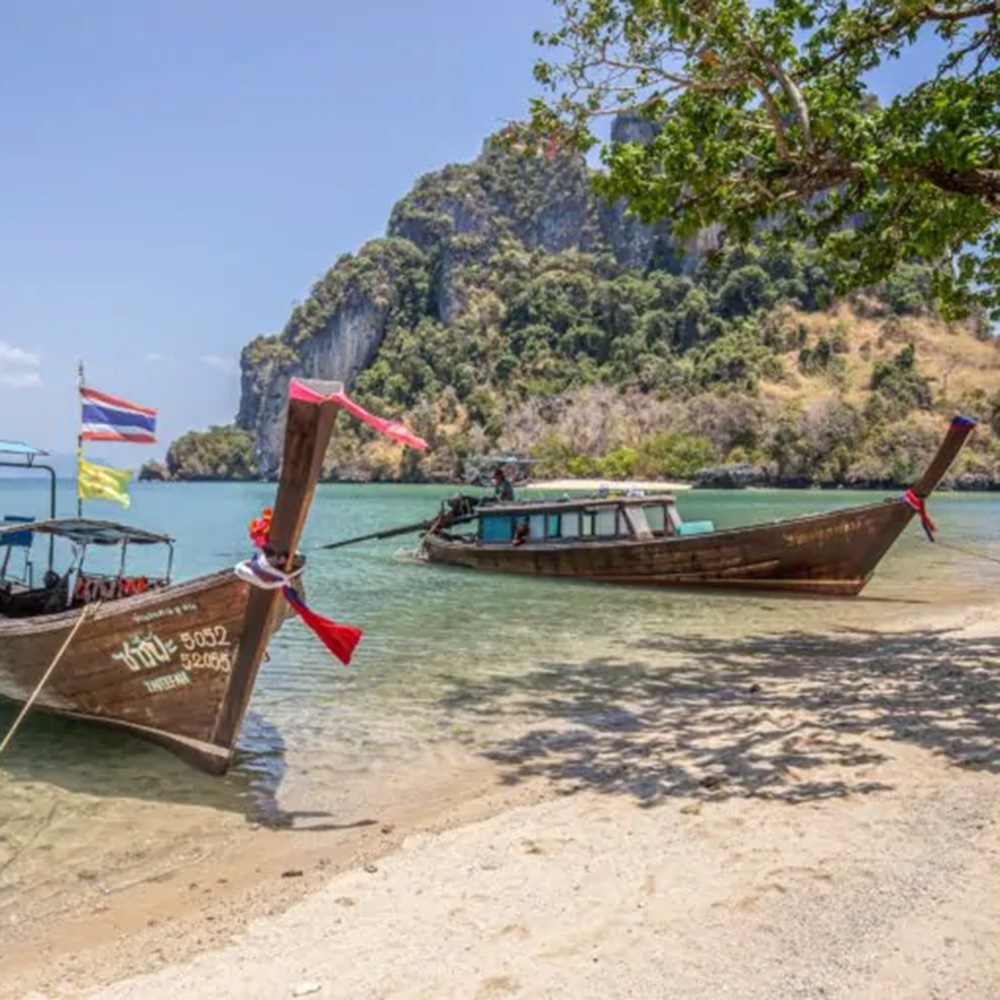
[{"x1": 4, "y1": 596, "x2": 1000, "y2": 998}]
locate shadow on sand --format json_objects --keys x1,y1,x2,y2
[{"x1": 439, "y1": 625, "x2": 1000, "y2": 806}]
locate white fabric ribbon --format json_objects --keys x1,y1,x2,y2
[{"x1": 234, "y1": 550, "x2": 304, "y2": 591}]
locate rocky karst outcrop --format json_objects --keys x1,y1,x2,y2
[
  {"x1": 165, "y1": 116, "x2": 999, "y2": 488},
  {"x1": 231, "y1": 121, "x2": 714, "y2": 476}
]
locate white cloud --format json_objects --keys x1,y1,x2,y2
[
  {"x1": 0, "y1": 341, "x2": 40, "y2": 367},
  {"x1": 0, "y1": 340, "x2": 42, "y2": 390},
  {"x1": 147, "y1": 352, "x2": 165, "y2": 362},
  {"x1": 200, "y1": 354, "x2": 237, "y2": 374}
]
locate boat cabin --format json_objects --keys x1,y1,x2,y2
[
  {"x1": 449, "y1": 495, "x2": 716, "y2": 545},
  {"x1": 0, "y1": 519, "x2": 174, "y2": 619}
]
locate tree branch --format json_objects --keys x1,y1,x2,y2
[
  {"x1": 916, "y1": 163, "x2": 1000, "y2": 205},
  {"x1": 805, "y1": 1, "x2": 997, "y2": 77},
  {"x1": 767, "y1": 62, "x2": 815, "y2": 151},
  {"x1": 923, "y1": 2, "x2": 998, "y2": 23},
  {"x1": 749, "y1": 76, "x2": 791, "y2": 157}
]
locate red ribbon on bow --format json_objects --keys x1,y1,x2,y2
[
  {"x1": 245, "y1": 507, "x2": 363, "y2": 665},
  {"x1": 902, "y1": 489, "x2": 937, "y2": 542},
  {"x1": 282, "y1": 585, "x2": 362, "y2": 665}
]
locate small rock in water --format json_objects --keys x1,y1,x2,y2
[
  {"x1": 291, "y1": 983, "x2": 322, "y2": 997},
  {"x1": 281, "y1": 869, "x2": 304, "y2": 878}
]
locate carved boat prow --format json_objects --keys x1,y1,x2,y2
[{"x1": 0, "y1": 379, "x2": 353, "y2": 774}]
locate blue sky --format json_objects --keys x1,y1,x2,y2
[
  {"x1": 0, "y1": 1, "x2": 942, "y2": 462},
  {"x1": 0, "y1": 0, "x2": 557, "y2": 459}
]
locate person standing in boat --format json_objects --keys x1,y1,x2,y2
[{"x1": 491, "y1": 466, "x2": 515, "y2": 503}]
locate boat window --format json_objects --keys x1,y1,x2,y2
[
  {"x1": 480, "y1": 515, "x2": 513, "y2": 542},
  {"x1": 623, "y1": 505, "x2": 652, "y2": 539},
  {"x1": 580, "y1": 512, "x2": 594, "y2": 537},
  {"x1": 546, "y1": 513, "x2": 560, "y2": 537},
  {"x1": 529, "y1": 514, "x2": 546, "y2": 540},
  {"x1": 594, "y1": 509, "x2": 617, "y2": 536},
  {"x1": 666, "y1": 505, "x2": 683, "y2": 534},
  {"x1": 560, "y1": 512, "x2": 580, "y2": 538},
  {"x1": 643, "y1": 504, "x2": 666, "y2": 533}
]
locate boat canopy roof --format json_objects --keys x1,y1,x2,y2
[
  {"x1": 0, "y1": 440, "x2": 49, "y2": 459},
  {"x1": 479, "y1": 495, "x2": 676, "y2": 516},
  {"x1": 0, "y1": 518, "x2": 172, "y2": 546}
]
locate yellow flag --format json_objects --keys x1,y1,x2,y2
[{"x1": 78, "y1": 454, "x2": 132, "y2": 509}]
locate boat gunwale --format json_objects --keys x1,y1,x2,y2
[
  {"x1": 438, "y1": 497, "x2": 906, "y2": 550},
  {"x1": 0, "y1": 568, "x2": 243, "y2": 636}
]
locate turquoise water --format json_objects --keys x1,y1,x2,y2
[{"x1": 0, "y1": 478, "x2": 998, "y2": 922}]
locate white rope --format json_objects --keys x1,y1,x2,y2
[{"x1": 0, "y1": 601, "x2": 100, "y2": 761}]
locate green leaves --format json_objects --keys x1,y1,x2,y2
[{"x1": 528, "y1": 0, "x2": 1000, "y2": 317}]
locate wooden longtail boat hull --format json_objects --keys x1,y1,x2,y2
[
  {"x1": 0, "y1": 571, "x2": 255, "y2": 772},
  {"x1": 423, "y1": 416, "x2": 976, "y2": 597},
  {"x1": 424, "y1": 499, "x2": 912, "y2": 596},
  {"x1": 0, "y1": 377, "x2": 348, "y2": 774}
]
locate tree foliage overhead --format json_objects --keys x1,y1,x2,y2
[{"x1": 526, "y1": 0, "x2": 1000, "y2": 317}]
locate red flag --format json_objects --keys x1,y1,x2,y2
[{"x1": 281, "y1": 585, "x2": 362, "y2": 665}]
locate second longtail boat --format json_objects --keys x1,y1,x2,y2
[{"x1": 416, "y1": 415, "x2": 976, "y2": 597}]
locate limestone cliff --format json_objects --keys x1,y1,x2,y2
[
  {"x1": 236, "y1": 240, "x2": 426, "y2": 475},
  {"x1": 167, "y1": 118, "x2": 1000, "y2": 488},
  {"x1": 233, "y1": 123, "x2": 712, "y2": 477}
]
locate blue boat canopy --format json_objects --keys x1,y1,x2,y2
[{"x1": 0, "y1": 440, "x2": 49, "y2": 458}]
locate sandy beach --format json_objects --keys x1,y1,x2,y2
[{"x1": 3, "y1": 594, "x2": 999, "y2": 999}]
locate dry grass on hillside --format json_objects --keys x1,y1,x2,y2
[{"x1": 761, "y1": 305, "x2": 1000, "y2": 413}]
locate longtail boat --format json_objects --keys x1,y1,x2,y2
[
  {"x1": 0, "y1": 378, "x2": 425, "y2": 774},
  {"x1": 419, "y1": 415, "x2": 976, "y2": 597}
]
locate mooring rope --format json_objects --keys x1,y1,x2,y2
[
  {"x1": 932, "y1": 539, "x2": 1000, "y2": 568},
  {"x1": 0, "y1": 601, "x2": 101, "y2": 761}
]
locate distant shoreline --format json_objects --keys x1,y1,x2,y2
[
  {"x1": 524, "y1": 477, "x2": 692, "y2": 492},
  {"x1": 127, "y1": 475, "x2": 1000, "y2": 492}
]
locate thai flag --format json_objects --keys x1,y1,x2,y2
[{"x1": 80, "y1": 386, "x2": 157, "y2": 443}]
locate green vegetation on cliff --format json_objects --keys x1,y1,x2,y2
[
  {"x1": 166, "y1": 137, "x2": 1000, "y2": 488},
  {"x1": 165, "y1": 426, "x2": 257, "y2": 481}
]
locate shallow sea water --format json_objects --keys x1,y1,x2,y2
[{"x1": 0, "y1": 479, "x2": 997, "y2": 927}]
